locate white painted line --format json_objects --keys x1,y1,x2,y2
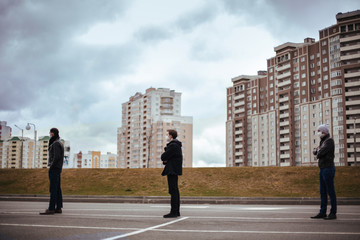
[
  {"x1": 0, "y1": 223, "x2": 138, "y2": 231},
  {"x1": 1, "y1": 222, "x2": 359, "y2": 236},
  {"x1": 102, "y1": 217, "x2": 189, "y2": 240},
  {"x1": 241, "y1": 207, "x2": 286, "y2": 211},
  {"x1": 154, "y1": 229, "x2": 360, "y2": 235},
  {"x1": 150, "y1": 205, "x2": 209, "y2": 209}
]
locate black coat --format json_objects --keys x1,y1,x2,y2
[
  {"x1": 313, "y1": 134, "x2": 335, "y2": 169},
  {"x1": 48, "y1": 139, "x2": 64, "y2": 170},
  {"x1": 161, "y1": 139, "x2": 183, "y2": 176}
]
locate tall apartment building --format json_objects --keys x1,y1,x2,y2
[
  {"x1": 226, "y1": 10, "x2": 360, "y2": 167},
  {"x1": 117, "y1": 88, "x2": 193, "y2": 169}
]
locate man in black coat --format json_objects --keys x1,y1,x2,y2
[
  {"x1": 161, "y1": 129, "x2": 183, "y2": 218},
  {"x1": 311, "y1": 124, "x2": 337, "y2": 220},
  {"x1": 40, "y1": 128, "x2": 64, "y2": 215}
]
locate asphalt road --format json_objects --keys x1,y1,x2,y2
[{"x1": 0, "y1": 201, "x2": 359, "y2": 240}]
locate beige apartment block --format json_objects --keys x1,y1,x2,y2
[
  {"x1": 226, "y1": 10, "x2": 360, "y2": 167},
  {"x1": 117, "y1": 87, "x2": 193, "y2": 169},
  {"x1": 0, "y1": 137, "x2": 35, "y2": 168}
]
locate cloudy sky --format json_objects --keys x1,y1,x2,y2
[{"x1": 1, "y1": 0, "x2": 359, "y2": 167}]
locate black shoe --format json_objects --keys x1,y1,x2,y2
[
  {"x1": 163, "y1": 213, "x2": 178, "y2": 218},
  {"x1": 324, "y1": 213, "x2": 336, "y2": 220},
  {"x1": 55, "y1": 208, "x2": 62, "y2": 214},
  {"x1": 311, "y1": 213, "x2": 327, "y2": 219},
  {"x1": 177, "y1": 212, "x2": 181, "y2": 217},
  {"x1": 39, "y1": 209, "x2": 55, "y2": 215}
]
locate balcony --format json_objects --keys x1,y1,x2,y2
[
  {"x1": 235, "y1": 137, "x2": 243, "y2": 142},
  {"x1": 234, "y1": 93, "x2": 245, "y2": 100},
  {"x1": 280, "y1": 145, "x2": 290, "y2": 151},
  {"x1": 280, "y1": 129, "x2": 290, "y2": 134},
  {"x1": 340, "y1": 53, "x2": 360, "y2": 61},
  {"x1": 345, "y1": 80, "x2": 360, "y2": 87},
  {"x1": 340, "y1": 34, "x2": 360, "y2": 43},
  {"x1": 277, "y1": 63, "x2": 291, "y2": 72},
  {"x1": 280, "y1": 113, "x2": 289, "y2": 118},
  {"x1": 277, "y1": 71, "x2": 291, "y2": 80},
  {"x1": 279, "y1": 104, "x2": 289, "y2": 111},
  {"x1": 279, "y1": 96, "x2": 289, "y2": 103},
  {"x1": 235, "y1": 151, "x2": 243, "y2": 156},
  {"x1": 345, "y1": 90, "x2": 360, "y2": 97},
  {"x1": 234, "y1": 101, "x2": 245, "y2": 107},
  {"x1": 346, "y1": 109, "x2": 360, "y2": 115},
  {"x1": 344, "y1": 72, "x2": 360, "y2": 79},
  {"x1": 235, "y1": 143, "x2": 243, "y2": 148},
  {"x1": 280, "y1": 137, "x2": 290, "y2": 143},
  {"x1": 280, "y1": 162, "x2": 291, "y2": 166},
  {"x1": 280, "y1": 154, "x2": 290, "y2": 158},
  {"x1": 279, "y1": 121, "x2": 290, "y2": 127},
  {"x1": 235, "y1": 130, "x2": 243, "y2": 135},
  {"x1": 278, "y1": 79, "x2": 291, "y2": 88},
  {"x1": 346, "y1": 100, "x2": 360, "y2": 106},
  {"x1": 234, "y1": 108, "x2": 245, "y2": 114},
  {"x1": 341, "y1": 44, "x2": 360, "y2": 52},
  {"x1": 235, "y1": 122, "x2": 243, "y2": 127},
  {"x1": 346, "y1": 128, "x2": 358, "y2": 134}
]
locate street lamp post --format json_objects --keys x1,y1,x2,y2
[
  {"x1": 354, "y1": 117, "x2": 357, "y2": 167},
  {"x1": 26, "y1": 123, "x2": 37, "y2": 168},
  {"x1": 14, "y1": 125, "x2": 24, "y2": 169}
]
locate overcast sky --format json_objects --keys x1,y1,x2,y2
[{"x1": 1, "y1": 0, "x2": 359, "y2": 167}]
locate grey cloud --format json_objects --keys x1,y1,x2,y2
[
  {"x1": 222, "y1": 0, "x2": 360, "y2": 41},
  {"x1": 175, "y1": 4, "x2": 219, "y2": 32},
  {"x1": 0, "y1": 0, "x2": 137, "y2": 114},
  {"x1": 135, "y1": 26, "x2": 172, "y2": 43}
]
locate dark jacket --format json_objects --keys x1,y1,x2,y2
[
  {"x1": 313, "y1": 133, "x2": 335, "y2": 169},
  {"x1": 161, "y1": 139, "x2": 183, "y2": 176},
  {"x1": 48, "y1": 138, "x2": 64, "y2": 170}
]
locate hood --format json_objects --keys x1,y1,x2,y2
[{"x1": 169, "y1": 139, "x2": 182, "y2": 147}]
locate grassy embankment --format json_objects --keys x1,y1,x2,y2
[{"x1": 0, "y1": 167, "x2": 359, "y2": 197}]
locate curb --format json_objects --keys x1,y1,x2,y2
[{"x1": 1, "y1": 195, "x2": 360, "y2": 205}]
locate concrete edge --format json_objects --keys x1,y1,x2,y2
[{"x1": 0, "y1": 195, "x2": 359, "y2": 205}]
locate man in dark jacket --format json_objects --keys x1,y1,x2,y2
[
  {"x1": 161, "y1": 129, "x2": 183, "y2": 218},
  {"x1": 311, "y1": 124, "x2": 337, "y2": 220},
  {"x1": 40, "y1": 128, "x2": 64, "y2": 215}
]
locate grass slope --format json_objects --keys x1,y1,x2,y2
[{"x1": 0, "y1": 167, "x2": 359, "y2": 197}]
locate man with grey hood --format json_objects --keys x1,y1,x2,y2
[{"x1": 311, "y1": 124, "x2": 337, "y2": 220}]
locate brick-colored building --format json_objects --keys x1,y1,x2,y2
[{"x1": 226, "y1": 10, "x2": 360, "y2": 167}]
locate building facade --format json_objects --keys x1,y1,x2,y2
[
  {"x1": 0, "y1": 135, "x2": 70, "y2": 169},
  {"x1": 117, "y1": 88, "x2": 193, "y2": 169},
  {"x1": 74, "y1": 151, "x2": 117, "y2": 168},
  {"x1": 226, "y1": 10, "x2": 360, "y2": 167}
]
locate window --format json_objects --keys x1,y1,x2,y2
[
  {"x1": 301, "y1": 65, "x2": 306, "y2": 70},
  {"x1": 302, "y1": 90, "x2": 306, "y2": 95},
  {"x1": 322, "y1": 49, "x2": 327, "y2": 55},
  {"x1": 270, "y1": 76, "x2": 273, "y2": 80},
  {"x1": 301, "y1": 57, "x2": 305, "y2": 62},
  {"x1": 310, "y1": 55, "x2": 314, "y2": 60},
  {"x1": 270, "y1": 83, "x2": 273, "y2": 88},
  {"x1": 302, "y1": 81, "x2": 306, "y2": 86},
  {"x1": 322, "y1": 40, "x2": 327, "y2": 46},
  {"x1": 323, "y1": 66, "x2": 328, "y2": 72},
  {"x1": 323, "y1": 58, "x2": 328, "y2": 63},
  {"x1": 301, "y1": 73, "x2": 306, "y2": 78},
  {"x1": 324, "y1": 75, "x2": 328, "y2": 80}
]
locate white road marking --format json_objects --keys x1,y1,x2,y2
[
  {"x1": 240, "y1": 207, "x2": 286, "y2": 210},
  {"x1": 153, "y1": 229, "x2": 360, "y2": 235},
  {"x1": 0, "y1": 222, "x2": 359, "y2": 236},
  {"x1": 150, "y1": 205, "x2": 209, "y2": 209},
  {"x1": 102, "y1": 217, "x2": 189, "y2": 240},
  {"x1": 0, "y1": 223, "x2": 138, "y2": 231}
]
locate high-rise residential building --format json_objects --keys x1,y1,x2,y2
[
  {"x1": 0, "y1": 136, "x2": 35, "y2": 168},
  {"x1": 0, "y1": 134, "x2": 70, "y2": 169},
  {"x1": 74, "y1": 151, "x2": 117, "y2": 168},
  {"x1": 0, "y1": 121, "x2": 12, "y2": 140},
  {"x1": 117, "y1": 87, "x2": 193, "y2": 169},
  {"x1": 226, "y1": 10, "x2": 360, "y2": 167}
]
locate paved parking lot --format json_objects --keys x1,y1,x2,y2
[{"x1": 0, "y1": 201, "x2": 359, "y2": 240}]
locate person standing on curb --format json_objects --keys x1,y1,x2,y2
[
  {"x1": 40, "y1": 128, "x2": 64, "y2": 215},
  {"x1": 311, "y1": 124, "x2": 337, "y2": 220},
  {"x1": 161, "y1": 129, "x2": 183, "y2": 218}
]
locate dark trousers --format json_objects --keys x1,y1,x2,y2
[
  {"x1": 49, "y1": 168, "x2": 63, "y2": 210},
  {"x1": 319, "y1": 167, "x2": 337, "y2": 215},
  {"x1": 167, "y1": 175, "x2": 180, "y2": 214}
]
